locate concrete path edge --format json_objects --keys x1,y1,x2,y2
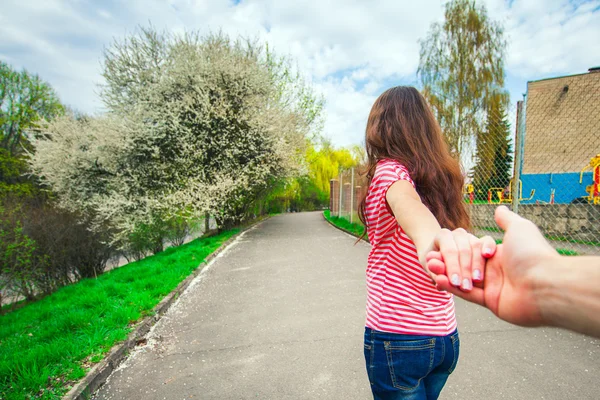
[{"x1": 63, "y1": 218, "x2": 267, "y2": 400}]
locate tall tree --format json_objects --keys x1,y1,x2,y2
[
  {"x1": 472, "y1": 94, "x2": 513, "y2": 200},
  {"x1": 0, "y1": 62, "x2": 63, "y2": 156},
  {"x1": 418, "y1": 0, "x2": 507, "y2": 156},
  {"x1": 305, "y1": 140, "x2": 359, "y2": 197},
  {"x1": 31, "y1": 28, "x2": 323, "y2": 244}
]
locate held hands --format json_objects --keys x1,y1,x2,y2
[
  {"x1": 424, "y1": 228, "x2": 496, "y2": 292},
  {"x1": 427, "y1": 206, "x2": 558, "y2": 327}
]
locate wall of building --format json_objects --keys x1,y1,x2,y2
[
  {"x1": 523, "y1": 72, "x2": 600, "y2": 175},
  {"x1": 520, "y1": 171, "x2": 593, "y2": 204}
]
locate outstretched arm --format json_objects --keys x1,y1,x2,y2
[{"x1": 386, "y1": 180, "x2": 494, "y2": 291}]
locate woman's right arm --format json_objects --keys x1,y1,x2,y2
[{"x1": 386, "y1": 180, "x2": 493, "y2": 291}]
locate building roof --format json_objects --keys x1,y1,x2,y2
[{"x1": 528, "y1": 67, "x2": 600, "y2": 84}]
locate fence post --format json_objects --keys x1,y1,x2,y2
[
  {"x1": 338, "y1": 171, "x2": 343, "y2": 218},
  {"x1": 350, "y1": 168, "x2": 355, "y2": 223},
  {"x1": 329, "y1": 179, "x2": 337, "y2": 213},
  {"x1": 512, "y1": 97, "x2": 527, "y2": 214}
]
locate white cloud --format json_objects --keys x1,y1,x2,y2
[
  {"x1": 1, "y1": 0, "x2": 598, "y2": 146},
  {"x1": 485, "y1": 0, "x2": 600, "y2": 78}
]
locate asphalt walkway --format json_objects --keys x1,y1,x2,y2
[{"x1": 94, "y1": 212, "x2": 600, "y2": 400}]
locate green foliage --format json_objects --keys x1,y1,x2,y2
[
  {"x1": 0, "y1": 61, "x2": 63, "y2": 156},
  {"x1": 260, "y1": 141, "x2": 361, "y2": 213},
  {"x1": 0, "y1": 229, "x2": 237, "y2": 399},
  {"x1": 418, "y1": 0, "x2": 507, "y2": 155},
  {"x1": 306, "y1": 140, "x2": 361, "y2": 197},
  {"x1": 556, "y1": 248, "x2": 578, "y2": 256},
  {"x1": 32, "y1": 28, "x2": 323, "y2": 242},
  {"x1": 0, "y1": 196, "x2": 116, "y2": 303},
  {"x1": 472, "y1": 95, "x2": 513, "y2": 200},
  {"x1": 0, "y1": 212, "x2": 45, "y2": 302},
  {"x1": 0, "y1": 149, "x2": 35, "y2": 198}
]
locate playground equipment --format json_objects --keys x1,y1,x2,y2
[
  {"x1": 579, "y1": 154, "x2": 600, "y2": 205},
  {"x1": 487, "y1": 179, "x2": 535, "y2": 204},
  {"x1": 463, "y1": 184, "x2": 474, "y2": 204}
]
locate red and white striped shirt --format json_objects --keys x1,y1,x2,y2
[{"x1": 364, "y1": 159, "x2": 457, "y2": 336}]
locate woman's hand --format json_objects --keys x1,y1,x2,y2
[
  {"x1": 425, "y1": 206, "x2": 555, "y2": 327},
  {"x1": 426, "y1": 228, "x2": 497, "y2": 292}
]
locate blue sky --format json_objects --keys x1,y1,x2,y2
[{"x1": 1, "y1": 0, "x2": 599, "y2": 147}]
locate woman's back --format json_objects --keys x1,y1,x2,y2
[{"x1": 365, "y1": 159, "x2": 456, "y2": 336}]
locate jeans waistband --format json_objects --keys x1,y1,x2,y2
[{"x1": 365, "y1": 327, "x2": 457, "y2": 341}]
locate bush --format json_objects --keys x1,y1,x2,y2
[
  {"x1": 0, "y1": 196, "x2": 115, "y2": 303},
  {"x1": 0, "y1": 215, "x2": 44, "y2": 302}
]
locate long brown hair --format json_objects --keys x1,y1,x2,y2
[{"x1": 358, "y1": 86, "x2": 471, "y2": 231}]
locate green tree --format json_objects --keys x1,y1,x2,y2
[
  {"x1": 472, "y1": 96, "x2": 513, "y2": 201},
  {"x1": 0, "y1": 62, "x2": 63, "y2": 198},
  {"x1": 31, "y1": 28, "x2": 323, "y2": 243},
  {"x1": 0, "y1": 61, "x2": 63, "y2": 156},
  {"x1": 260, "y1": 140, "x2": 361, "y2": 213},
  {"x1": 0, "y1": 64, "x2": 114, "y2": 302},
  {"x1": 418, "y1": 0, "x2": 507, "y2": 156},
  {"x1": 305, "y1": 140, "x2": 359, "y2": 198}
]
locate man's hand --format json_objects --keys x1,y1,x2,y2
[{"x1": 427, "y1": 206, "x2": 558, "y2": 327}]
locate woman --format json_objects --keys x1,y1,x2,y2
[{"x1": 358, "y1": 86, "x2": 493, "y2": 399}]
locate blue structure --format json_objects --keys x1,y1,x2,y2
[{"x1": 520, "y1": 171, "x2": 593, "y2": 204}]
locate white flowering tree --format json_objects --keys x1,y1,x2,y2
[{"x1": 30, "y1": 28, "x2": 323, "y2": 250}]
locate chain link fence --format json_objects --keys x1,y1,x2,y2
[{"x1": 330, "y1": 70, "x2": 600, "y2": 255}]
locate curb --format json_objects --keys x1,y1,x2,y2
[
  {"x1": 322, "y1": 212, "x2": 370, "y2": 244},
  {"x1": 63, "y1": 218, "x2": 267, "y2": 400}
]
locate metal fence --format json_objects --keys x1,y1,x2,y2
[
  {"x1": 329, "y1": 167, "x2": 367, "y2": 225},
  {"x1": 330, "y1": 70, "x2": 600, "y2": 255}
]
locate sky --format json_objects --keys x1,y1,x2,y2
[{"x1": 1, "y1": 0, "x2": 599, "y2": 148}]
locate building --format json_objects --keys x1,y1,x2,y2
[{"x1": 519, "y1": 67, "x2": 600, "y2": 204}]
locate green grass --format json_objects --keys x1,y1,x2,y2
[
  {"x1": 464, "y1": 199, "x2": 490, "y2": 204},
  {"x1": 545, "y1": 235, "x2": 600, "y2": 248},
  {"x1": 323, "y1": 210, "x2": 366, "y2": 239},
  {"x1": 555, "y1": 248, "x2": 578, "y2": 256},
  {"x1": 0, "y1": 229, "x2": 238, "y2": 400}
]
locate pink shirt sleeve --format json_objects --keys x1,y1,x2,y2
[{"x1": 367, "y1": 160, "x2": 415, "y2": 241}]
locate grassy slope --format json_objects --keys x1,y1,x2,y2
[
  {"x1": 323, "y1": 210, "x2": 366, "y2": 239},
  {"x1": 0, "y1": 229, "x2": 238, "y2": 400}
]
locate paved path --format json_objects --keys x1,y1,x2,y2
[{"x1": 95, "y1": 212, "x2": 600, "y2": 400}]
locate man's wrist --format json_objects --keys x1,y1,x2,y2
[{"x1": 531, "y1": 253, "x2": 569, "y2": 327}]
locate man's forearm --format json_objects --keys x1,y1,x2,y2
[{"x1": 535, "y1": 256, "x2": 600, "y2": 338}]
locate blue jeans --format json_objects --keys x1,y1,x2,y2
[{"x1": 364, "y1": 327, "x2": 460, "y2": 400}]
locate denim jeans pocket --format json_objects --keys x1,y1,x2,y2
[
  {"x1": 384, "y1": 338, "x2": 435, "y2": 391},
  {"x1": 447, "y1": 332, "x2": 460, "y2": 374},
  {"x1": 364, "y1": 341, "x2": 374, "y2": 383}
]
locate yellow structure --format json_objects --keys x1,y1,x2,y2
[
  {"x1": 579, "y1": 154, "x2": 600, "y2": 205},
  {"x1": 487, "y1": 180, "x2": 535, "y2": 204}
]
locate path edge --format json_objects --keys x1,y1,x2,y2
[
  {"x1": 322, "y1": 212, "x2": 370, "y2": 244},
  {"x1": 63, "y1": 218, "x2": 268, "y2": 400}
]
